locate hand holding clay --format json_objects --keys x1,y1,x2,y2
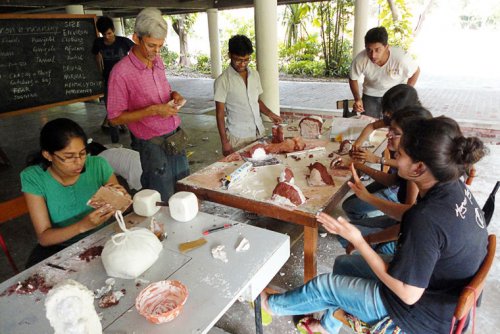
[
  {"x1": 81, "y1": 204, "x2": 115, "y2": 232},
  {"x1": 155, "y1": 102, "x2": 179, "y2": 118}
]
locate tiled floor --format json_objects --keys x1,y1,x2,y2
[{"x1": 0, "y1": 74, "x2": 499, "y2": 333}]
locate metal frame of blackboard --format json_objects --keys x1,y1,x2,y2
[{"x1": 0, "y1": 14, "x2": 104, "y2": 119}]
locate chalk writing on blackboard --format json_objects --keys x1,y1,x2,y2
[{"x1": 0, "y1": 15, "x2": 104, "y2": 116}]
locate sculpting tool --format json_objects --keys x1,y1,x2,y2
[
  {"x1": 285, "y1": 146, "x2": 325, "y2": 158},
  {"x1": 46, "y1": 263, "x2": 67, "y2": 271},
  {"x1": 178, "y1": 237, "x2": 207, "y2": 253},
  {"x1": 203, "y1": 223, "x2": 238, "y2": 235}
]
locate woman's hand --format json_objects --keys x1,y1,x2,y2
[
  {"x1": 350, "y1": 148, "x2": 378, "y2": 164},
  {"x1": 347, "y1": 163, "x2": 371, "y2": 202},
  {"x1": 80, "y1": 204, "x2": 115, "y2": 233},
  {"x1": 316, "y1": 212, "x2": 363, "y2": 246}
]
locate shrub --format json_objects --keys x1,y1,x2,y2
[
  {"x1": 160, "y1": 48, "x2": 179, "y2": 67},
  {"x1": 282, "y1": 60, "x2": 325, "y2": 77},
  {"x1": 195, "y1": 54, "x2": 212, "y2": 74}
]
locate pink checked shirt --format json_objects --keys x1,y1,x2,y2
[{"x1": 107, "y1": 50, "x2": 181, "y2": 140}]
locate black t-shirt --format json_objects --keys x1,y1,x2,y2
[
  {"x1": 380, "y1": 180, "x2": 488, "y2": 334},
  {"x1": 92, "y1": 36, "x2": 135, "y2": 82}
]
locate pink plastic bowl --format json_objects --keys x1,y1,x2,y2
[{"x1": 135, "y1": 280, "x2": 189, "y2": 324}]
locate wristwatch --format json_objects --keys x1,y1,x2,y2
[{"x1": 380, "y1": 156, "x2": 385, "y2": 166}]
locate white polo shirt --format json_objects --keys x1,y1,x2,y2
[
  {"x1": 98, "y1": 148, "x2": 143, "y2": 190},
  {"x1": 349, "y1": 46, "x2": 418, "y2": 97},
  {"x1": 214, "y1": 65, "x2": 265, "y2": 138}
]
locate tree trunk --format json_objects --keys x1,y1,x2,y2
[
  {"x1": 387, "y1": 0, "x2": 400, "y2": 22},
  {"x1": 414, "y1": 0, "x2": 434, "y2": 37},
  {"x1": 172, "y1": 15, "x2": 191, "y2": 67}
]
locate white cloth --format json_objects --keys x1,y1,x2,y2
[
  {"x1": 349, "y1": 46, "x2": 418, "y2": 97},
  {"x1": 98, "y1": 148, "x2": 142, "y2": 190},
  {"x1": 213, "y1": 66, "x2": 265, "y2": 138}
]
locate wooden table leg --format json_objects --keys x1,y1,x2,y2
[
  {"x1": 303, "y1": 225, "x2": 318, "y2": 283},
  {"x1": 254, "y1": 293, "x2": 264, "y2": 334}
]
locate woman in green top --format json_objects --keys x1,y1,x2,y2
[{"x1": 21, "y1": 118, "x2": 130, "y2": 267}]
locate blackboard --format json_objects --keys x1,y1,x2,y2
[{"x1": 0, "y1": 14, "x2": 104, "y2": 117}]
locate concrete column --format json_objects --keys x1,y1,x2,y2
[
  {"x1": 65, "y1": 5, "x2": 84, "y2": 14},
  {"x1": 112, "y1": 18, "x2": 125, "y2": 37},
  {"x1": 353, "y1": 0, "x2": 370, "y2": 58},
  {"x1": 254, "y1": 0, "x2": 279, "y2": 116},
  {"x1": 207, "y1": 9, "x2": 222, "y2": 79}
]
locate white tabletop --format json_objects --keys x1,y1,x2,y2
[{"x1": 0, "y1": 208, "x2": 290, "y2": 334}]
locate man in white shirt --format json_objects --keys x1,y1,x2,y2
[
  {"x1": 349, "y1": 26, "x2": 420, "y2": 119},
  {"x1": 214, "y1": 35, "x2": 282, "y2": 156}
]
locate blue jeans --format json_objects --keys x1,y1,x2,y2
[
  {"x1": 342, "y1": 182, "x2": 399, "y2": 221},
  {"x1": 337, "y1": 223, "x2": 397, "y2": 255},
  {"x1": 133, "y1": 136, "x2": 190, "y2": 201},
  {"x1": 268, "y1": 254, "x2": 397, "y2": 334}
]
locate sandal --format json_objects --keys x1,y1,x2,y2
[{"x1": 296, "y1": 317, "x2": 322, "y2": 334}]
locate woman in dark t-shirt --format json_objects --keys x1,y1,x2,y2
[{"x1": 260, "y1": 115, "x2": 489, "y2": 334}]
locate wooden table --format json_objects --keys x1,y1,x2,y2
[
  {"x1": 177, "y1": 117, "x2": 386, "y2": 282},
  {"x1": 0, "y1": 209, "x2": 290, "y2": 334}
]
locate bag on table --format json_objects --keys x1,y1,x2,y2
[{"x1": 101, "y1": 211, "x2": 163, "y2": 279}]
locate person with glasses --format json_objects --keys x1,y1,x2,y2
[
  {"x1": 21, "y1": 118, "x2": 130, "y2": 267},
  {"x1": 214, "y1": 35, "x2": 283, "y2": 156},
  {"x1": 107, "y1": 8, "x2": 189, "y2": 201},
  {"x1": 342, "y1": 85, "x2": 423, "y2": 223},
  {"x1": 262, "y1": 116, "x2": 488, "y2": 334},
  {"x1": 339, "y1": 106, "x2": 433, "y2": 255}
]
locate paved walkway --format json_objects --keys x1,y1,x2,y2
[{"x1": 170, "y1": 72, "x2": 500, "y2": 125}]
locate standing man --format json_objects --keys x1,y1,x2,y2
[
  {"x1": 107, "y1": 8, "x2": 189, "y2": 200},
  {"x1": 92, "y1": 16, "x2": 135, "y2": 143},
  {"x1": 214, "y1": 35, "x2": 282, "y2": 156},
  {"x1": 349, "y1": 26, "x2": 420, "y2": 119}
]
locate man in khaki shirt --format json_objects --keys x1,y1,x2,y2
[{"x1": 214, "y1": 35, "x2": 282, "y2": 156}]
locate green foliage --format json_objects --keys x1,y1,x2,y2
[
  {"x1": 281, "y1": 60, "x2": 326, "y2": 77},
  {"x1": 377, "y1": 0, "x2": 414, "y2": 51},
  {"x1": 282, "y1": 4, "x2": 312, "y2": 48},
  {"x1": 279, "y1": 34, "x2": 321, "y2": 62},
  {"x1": 195, "y1": 54, "x2": 212, "y2": 74},
  {"x1": 160, "y1": 48, "x2": 179, "y2": 67},
  {"x1": 311, "y1": 0, "x2": 354, "y2": 78}
]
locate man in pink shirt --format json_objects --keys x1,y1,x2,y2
[{"x1": 107, "y1": 7, "x2": 189, "y2": 200}]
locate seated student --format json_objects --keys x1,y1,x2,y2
[
  {"x1": 343, "y1": 84, "x2": 421, "y2": 221},
  {"x1": 261, "y1": 116, "x2": 488, "y2": 334},
  {"x1": 87, "y1": 141, "x2": 143, "y2": 191},
  {"x1": 337, "y1": 106, "x2": 433, "y2": 254},
  {"x1": 21, "y1": 118, "x2": 130, "y2": 267}
]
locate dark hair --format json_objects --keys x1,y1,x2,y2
[
  {"x1": 96, "y1": 16, "x2": 114, "y2": 34},
  {"x1": 401, "y1": 116, "x2": 488, "y2": 182},
  {"x1": 391, "y1": 105, "x2": 432, "y2": 129},
  {"x1": 228, "y1": 35, "x2": 253, "y2": 56},
  {"x1": 87, "y1": 142, "x2": 107, "y2": 156},
  {"x1": 27, "y1": 118, "x2": 88, "y2": 169},
  {"x1": 365, "y1": 26, "x2": 388, "y2": 46},
  {"x1": 382, "y1": 84, "x2": 422, "y2": 125}
]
